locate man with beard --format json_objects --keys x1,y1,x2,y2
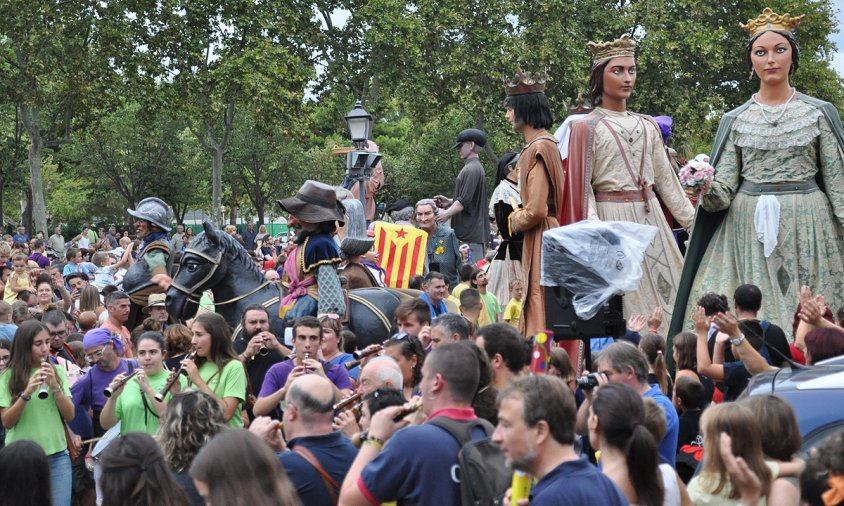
[
  {"x1": 470, "y1": 268, "x2": 500, "y2": 324},
  {"x1": 493, "y1": 375, "x2": 627, "y2": 505},
  {"x1": 122, "y1": 198, "x2": 174, "y2": 329},
  {"x1": 233, "y1": 305, "x2": 292, "y2": 404}
]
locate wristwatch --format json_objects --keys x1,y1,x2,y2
[
  {"x1": 19, "y1": 392, "x2": 32, "y2": 402},
  {"x1": 730, "y1": 333, "x2": 746, "y2": 347}
]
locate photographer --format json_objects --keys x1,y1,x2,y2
[{"x1": 575, "y1": 342, "x2": 679, "y2": 467}]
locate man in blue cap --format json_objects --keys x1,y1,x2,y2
[{"x1": 435, "y1": 128, "x2": 490, "y2": 264}]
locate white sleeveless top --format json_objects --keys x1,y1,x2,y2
[{"x1": 660, "y1": 463, "x2": 681, "y2": 506}]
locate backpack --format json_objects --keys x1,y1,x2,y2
[{"x1": 429, "y1": 416, "x2": 511, "y2": 506}]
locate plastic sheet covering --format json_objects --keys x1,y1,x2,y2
[{"x1": 540, "y1": 221, "x2": 658, "y2": 319}]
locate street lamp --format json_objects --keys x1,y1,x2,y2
[
  {"x1": 343, "y1": 100, "x2": 381, "y2": 214},
  {"x1": 344, "y1": 100, "x2": 372, "y2": 150}
]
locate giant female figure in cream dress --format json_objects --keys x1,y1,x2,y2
[
  {"x1": 671, "y1": 9, "x2": 844, "y2": 336},
  {"x1": 566, "y1": 34, "x2": 694, "y2": 335}
]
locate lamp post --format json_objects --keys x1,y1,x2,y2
[
  {"x1": 343, "y1": 100, "x2": 378, "y2": 211},
  {"x1": 344, "y1": 100, "x2": 372, "y2": 150}
]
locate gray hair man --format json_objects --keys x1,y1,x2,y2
[{"x1": 430, "y1": 313, "x2": 470, "y2": 349}]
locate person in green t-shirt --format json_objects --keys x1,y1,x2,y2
[
  {"x1": 181, "y1": 312, "x2": 247, "y2": 427},
  {"x1": 0, "y1": 320, "x2": 76, "y2": 506},
  {"x1": 101, "y1": 331, "x2": 183, "y2": 436},
  {"x1": 471, "y1": 268, "x2": 501, "y2": 324}
]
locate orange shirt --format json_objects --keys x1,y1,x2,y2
[{"x1": 100, "y1": 320, "x2": 134, "y2": 358}]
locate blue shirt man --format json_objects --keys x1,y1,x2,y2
[
  {"x1": 581, "y1": 342, "x2": 679, "y2": 467},
  {"x1": 277, "y1": 374, "x2": 356, "y2": 506}
]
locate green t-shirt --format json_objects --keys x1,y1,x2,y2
[
  {"x1": 199, "y1": 292, "x2": 215, "y2": 313},
  {"x1": 0, "y1": 367, "x2": 72, "y2": 455},
  {"x1": 192, "y1": 360, "x2": 246, "y2": 428},
  {"x1": 114, "y1": 370, "x2": 184, "y2": 436},
  {"x1": 481, "y1": 291, "x2": 501, "y2": 323}
]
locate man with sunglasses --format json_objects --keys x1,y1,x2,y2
[{"x1": 70, "y1": 328, "x2": 137, "y2": 437}]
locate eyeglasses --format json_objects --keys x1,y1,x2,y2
[
  {"x1": 0, "y1": 356, "x2": 10, "y2": 363},
  {"x1": 84, "y1": 346, "x2": 108, "y2": 363},
  {"x1": 49, "y1": 330, "x2": 68, "y2": 338}
]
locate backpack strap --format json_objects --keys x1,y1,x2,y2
[
  {"x1": 428, "y1": 416, "x2": 493, "y2": 446},
  {"x1": 292, "y1": 445, "x2": 340, "y2": 505}
]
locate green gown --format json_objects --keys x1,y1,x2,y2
[{"x1": 671, "y1": 94, "x2": 844, "y2": 335}]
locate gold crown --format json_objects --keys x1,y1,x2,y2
[
  {"x1": 740, "y1": 7, "x2": 804, "y2": 35},
  {"x1": 503, "y1": 71, "x2": 547, "y2": 96},
  {"x1": 588, "y1": 34, "x2": 637, "y2": 64}
]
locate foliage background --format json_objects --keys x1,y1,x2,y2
[{"x1": 0, "y1": 0, "x2": 842, "y2": 231}]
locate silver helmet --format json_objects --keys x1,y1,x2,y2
[{"x1": 127, "y1": 198, "x2": 172, "y2": 232}]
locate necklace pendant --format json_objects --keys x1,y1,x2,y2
[
  {"x1": 628, "y1": 137, "x2": 634, "y2": 143},
  {"x1": 771, "y1": 121, "x2": 778, "y2": 127}
]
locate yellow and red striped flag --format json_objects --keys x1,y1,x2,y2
[{"x1": 374, "y1": 222, "x2": 427, "y2": 288}]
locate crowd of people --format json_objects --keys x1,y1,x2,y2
[{"x1": 2, "y1": 6, "x2": 844, "y2": 506}]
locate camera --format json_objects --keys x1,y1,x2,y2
[{"x1": 575, "y1": 373, "x2": 600, "y2": 390}]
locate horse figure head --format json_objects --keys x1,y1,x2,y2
[{"x1": 165, "y1": 221, "x2": 267, "y2": 323}]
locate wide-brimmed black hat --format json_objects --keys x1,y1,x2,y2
[
  {"x1": 385, "y1": 199, "x2": 412, "y2": 214},
  {"x1": 451, "y1": 128, "x2": 487, "y2": 149},
  {"x1": 277, "y1": 180, "x2": 346, "y2": 225}
]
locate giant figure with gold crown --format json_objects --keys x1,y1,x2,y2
[
  {"x1": 565, "y1": 35, "x2": 695, "y2": 336},
  {"x1": 502, "y1": 70, "x2": 575, "y2": 370},
  {"x1": 670, "y1": 8, "x2": 844, "y2": 336}
]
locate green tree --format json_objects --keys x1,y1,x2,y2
[
  {"x1": 0, "y1": 0, "x2": 125, "y2": 233},
  {"x1": 124, "y1": 0, "x2": 317, "y2": 225}
]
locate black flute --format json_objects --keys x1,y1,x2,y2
[{"x1": 154, "y1": 351, "x2": 195, "y2": 402}]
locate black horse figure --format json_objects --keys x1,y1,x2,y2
[{"x1": 165, "y1": 221, "x2": 415, "y2": 347}]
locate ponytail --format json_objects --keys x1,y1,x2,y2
[
  {"x1": 640, "y1": 333, "x2": 670, "y2": 395},
  {"x1": 626, "y1": 424, "x2": 664, "y2": 506},
  {"x1": 654, "y1": 350, "x2": 669, "y2": 395}
]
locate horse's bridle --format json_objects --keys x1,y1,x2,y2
[{"x1": 170, "y1": 247, "x2": 271, "y2": 307}]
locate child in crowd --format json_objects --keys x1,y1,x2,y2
[
  {"x1": 91, "y1": 244, "x2": 133, "y2": 290},
  {"x1": 0, "y1": 242, "x2": 10, "y2": 267},
  {"x1": 3, "y1": 253, "x2": 34, "y2": 302},
  {"x1": 63, "y1": 247, "x2": 90, "y2": 277},
  {"x1": 503, "y1": 279, "x2": 524, "y2": 328}
]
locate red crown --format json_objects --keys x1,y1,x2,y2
[{"x1": 504, "y1": 71, "x2": 547, "y2": 96}]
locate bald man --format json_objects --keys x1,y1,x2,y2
[{"x1": 279, "y1": 375, "x2": 358, "y2": 505}]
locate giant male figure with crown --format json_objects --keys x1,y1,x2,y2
[
  {"x1": 565, "y1": 34, "x2": 695, "y2": 336},
  {"x1": 670, "y1": 8, "x2": 844, "y2": 336},
  {"x1": 503, "y1": 71, "x2": 571, "y2": 350}
]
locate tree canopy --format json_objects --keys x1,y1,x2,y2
[{"x1": 1, "y1": 0, "x2": 841, "y2": 229}]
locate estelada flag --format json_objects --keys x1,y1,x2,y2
[{"x1": 374, "y1": 222, "x2": 427, "y2": 288}]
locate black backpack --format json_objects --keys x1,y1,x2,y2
[{"x1": 429, "y1": 416, "x2": 511, "y2": 506}]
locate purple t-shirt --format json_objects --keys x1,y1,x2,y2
[
  {"x1": 258, "y1": 359, "x2": 352, "y2": 398},
  {"x1": 70, "y1": 359, "x2": 137, "y2": 411},
  {"x1": 28, "y1": 252, "x2": 51, "y2": 268}
]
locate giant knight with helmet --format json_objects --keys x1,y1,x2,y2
[{"x1": 122, "y1": 198, "x2": 175, "y2": 328}]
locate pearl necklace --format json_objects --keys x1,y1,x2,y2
[{"x1": 752, "y1": 88, "x2": 796, "y2": 127}]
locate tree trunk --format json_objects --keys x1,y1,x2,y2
[
  {"x1": 256, "y1": 201, "x2": 265, "y2": 227},
  {"x1": 229, "y1": 199, "x2": 237, "y2": 225},
  {"x1": 0, "y1": 176, "x2": 5, "y2": 228},
  {"x1": 19, "y1": 103, "x2": 48, "y2": 235},
  {"x1": 211, "y1": 146, "x2": 223, "y2": 226}
]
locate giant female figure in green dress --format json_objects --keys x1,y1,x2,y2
[{"x1": 671, "y1": 8, "x2": 844, "y2": 336}]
